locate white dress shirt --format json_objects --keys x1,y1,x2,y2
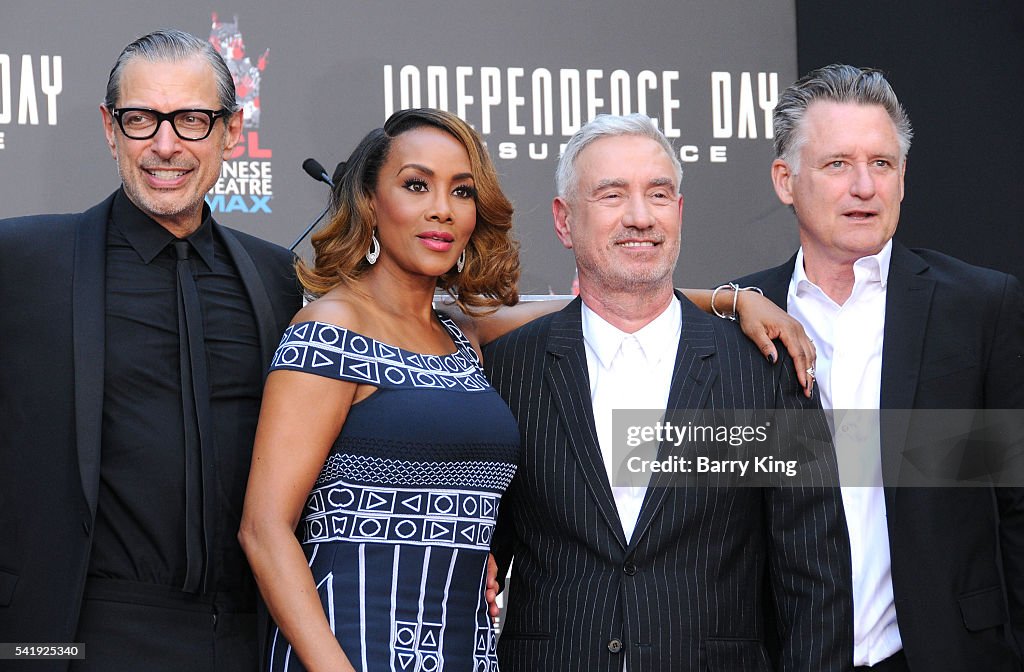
[
  {"x1": 582, "y1": 296, "x2": 681, "y2": 543},
  {"x1": 788, "y1": 241, "x2": 903, "y2": 666}
]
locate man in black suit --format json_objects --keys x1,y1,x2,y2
[
  {"x1": 0, "y1": 30, "x2": 301, "y2": 671},
  {"x1": 484, "y1": 113, "x2": 852, "y2": 671},
  {"x1": 735, "y1": 64, "x2": 1024, "y2": 671}
]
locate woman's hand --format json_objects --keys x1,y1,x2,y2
[{"x1": 735, "y1": 290, "x2": 816, "y2": 397}]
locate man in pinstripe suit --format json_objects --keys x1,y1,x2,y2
[{"x1": 483, "y1": 114, "x2": 852, "y2": 671}]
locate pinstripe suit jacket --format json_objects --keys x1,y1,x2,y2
[{"x1": 484, "y1": 293, "x2": 852, "y2": 672}]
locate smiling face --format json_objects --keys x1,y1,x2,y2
[
  {"x1": 101, "y1": 55, "x2": 242, "y2": 237},
  {"x1": 370, "y1": 125, "x2": 477, "y2": 280},
  {"x1": 772, "y1": 101, "x2": 906, "y2": 273},
  {"x1": 553, "y1": 134, "x2": 683, "y2": 298}
]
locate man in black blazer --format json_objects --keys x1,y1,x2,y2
[
  {"x1": 735, "y1": 64, "x2": 1024, "y2": 671},
  {"x1": 485, "y1": 114, "x2": 852, "y2": 671},
  {"x1": 0, "y1": 31, "x2": 301, "y2": 671}
]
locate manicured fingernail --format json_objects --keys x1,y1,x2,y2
[{"x1": 767, "y1": 353, "x2": 776, "y2": 363}]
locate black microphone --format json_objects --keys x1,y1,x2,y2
[
  {"x1": 290, "y1": 158, "x2": 334, "y2": 251},
  {"x1": 301, "y1": 157, "x2": 335, "y2": 188}
]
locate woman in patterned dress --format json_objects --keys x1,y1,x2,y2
[
  {"x1": 239, "y1": 108, "x2": 523, "y2": 672},
  {"x1": 238, "y1": 109, "x2": 817, "y2": 672}
]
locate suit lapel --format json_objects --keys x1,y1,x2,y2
[
  {"x1": 879, "y1": 243, "x2": 934, "y2": 506},
  {"x1": 757, "y1": 254, "x2": 798, "y2": 308},
  {"x1": 72, "y1": 196, "x2": 115, "y2": 519},
  {"x1": 218, "y1": 225, "x2": 283, "y2": 375},
  {"x1": 629, "y1": 293, "x2": 717, "y2": 550},
  {"x1": 545, "y1": 299, "x2": 628, "y2": 550},
  {"x1": 880, "y1": 243, "x2": 933, "y2": 412},
  {"x1": 775, "y1": 245, "x2": 935, "y2": 507}
]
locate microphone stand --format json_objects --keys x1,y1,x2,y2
[
  {"x1": 289, "y1": 202, "x2": 331, "y2": 252},
  {"x1": 290, "y1": 158, "x2": 336, "y2": 252}
]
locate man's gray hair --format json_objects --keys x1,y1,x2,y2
[
  {"x1": 773, "y1": 64, "x2": 913, "y2": 172},
  {"x1": 555, "y1": 113, "x2": 682, "y2": 201},
  {"x1": 103, "y1": 29, "x2": 238, "y2": 113}
]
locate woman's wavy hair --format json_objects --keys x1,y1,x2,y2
[{"x1": 296, "y1": 108, "x2": 519, "y2": 313}]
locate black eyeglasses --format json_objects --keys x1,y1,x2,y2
[{"x1": 110, "y1": 107, "x2": 231, "y2": 141}]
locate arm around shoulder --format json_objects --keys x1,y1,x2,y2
[{"x1": 440, "y1": 297, "x2": 570, "y2": 349}]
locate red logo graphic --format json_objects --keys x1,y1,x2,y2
[{"x1": 209, "y1": 12, "x2": 271, "y2": 160}]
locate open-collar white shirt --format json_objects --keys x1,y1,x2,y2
[
  {"x1": 789, "y1": 240, "x2": 903, "y2": 666},
  {"x1": 582, "y1": 295, "x2": 681, "y2": 543}
]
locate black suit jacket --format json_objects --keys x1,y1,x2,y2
[
  {"x1": 484, "y1": 293, "x2": 853, "y2": 672},
  {"x1": 0, "y1": 193, "x2": 302, "y2": 671},
  {"x1": 736, "y1": 241, "x2": 1024, "y2": 671}
]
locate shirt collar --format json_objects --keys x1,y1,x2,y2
[
  {"x1": 582, "y1": 295, "x2": 681, "y2": 369},
  {"x1": 111, "y1": 188, "x2": 216, "y2": 270},
  {"x1": 792, "y1": 239, "x2": 893, "y2": 295}
]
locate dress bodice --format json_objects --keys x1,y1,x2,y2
[{"x1": 263, "y1": 316, "x2": 518, "y2": 672}]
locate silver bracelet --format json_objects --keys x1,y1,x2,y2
[
  {"x1": 711, "y1": 283, "x2": 763, "y2": 321},
  {"x1": 711, "y1": 283, "x2": 734, "y2": 320}
]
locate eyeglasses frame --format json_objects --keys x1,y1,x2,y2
[{"x1": 109, "y1": 106, "x2": 233, "y2": 141}]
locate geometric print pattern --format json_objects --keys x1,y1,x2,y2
[
  {"x1": 265, "y1": 315, "x2": 512, "y2": 671},
  {"x1": 269, "y1": 543, "x2": 502, "y2": 672},
  {"x1": 316, "y1": 453, "x2": 517, "y2": 491},
  {"x1": 390, "y1": 627, "x2": 496, "y2": 672},
  {"x1": 386, "y1": 550, "x2": 498, "y2": 672},
  {"x1": 377, "y1": 545, "x2": 498, "y2": 672},
  {"x1": 303, "y1": 476, "x2": 505, "y2": 551},
  {"x1": 390, "y1": 620, "x2": 496, "y2": 672},
  {"x1": 270, "y1": 318, "x2": 490, "y2": 391},
  {"x1": 393, "y1": 617, "x2": 444, "y2": 672},
  {"x1": 474, "y1": 626, "x2": 499, "y2": 672}
]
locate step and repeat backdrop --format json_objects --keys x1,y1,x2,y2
[{"x1": 1, "y1": 0, "x2": 798, "y2": 293}]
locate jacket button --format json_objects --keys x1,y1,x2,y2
[
  {"x1": 607, "y1": 638, "x2": 623, "y2": 654},
  {"x1": 623, "y1": 561, "x2": 637, "y2": 575}
]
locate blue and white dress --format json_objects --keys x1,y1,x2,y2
[{"x1": 263, "y1": 316, "x2": 519, "y2": 672}]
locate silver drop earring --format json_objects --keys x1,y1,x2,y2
[
  {"x1": 366, "y1": 231, "x2": 381, "y2": 265},
  {"x1": 456, "y1": 249, "x2": 466, "y2": 273}
]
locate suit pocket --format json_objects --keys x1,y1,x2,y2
[
  {"x1": 704, "y1": 637, "x2": 771, "y2": 671},
  {"x1": 958, "y1": 585, "x2": 1008, "y2": 632},
  {"x1": 0, "y1": 568, "x2": 18, "y2": 607}
]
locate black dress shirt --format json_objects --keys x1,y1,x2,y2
[{"x1": 87, "y1": 189, "x2": 263, "y2": 603}]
